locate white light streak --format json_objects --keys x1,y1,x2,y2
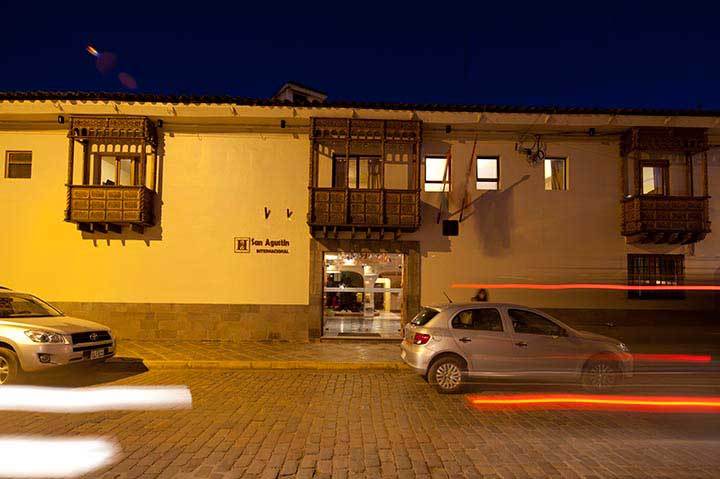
[
  {"x1": 0, "y1": 386, "x2": 192, "y2": 413},
  {"x1": 0, "y1": 437, "x2": 117, "y2": 478}
]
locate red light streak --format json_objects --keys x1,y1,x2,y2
[
  {"x1": 633, "y1": 353, "x2": 712, "y2": 363},
  {"x1": 452, "y1": 283, "x2": 720, "y2": 291},
  {"x1": 468, "y1": 394, "x2": 720, "y2": 412}
]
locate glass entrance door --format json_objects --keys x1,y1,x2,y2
[{"x1": 322, "y1": 252, "x2": 404, "y2": 338}]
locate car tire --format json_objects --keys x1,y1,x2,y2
[
  {"x1": 581, "y1": 359, "x2": 620, "y2": 393},
  {"x1": 428, "y1": 356, "x2": 465, "y2": 394},
  {"x1": 0, "y1": 347, "x2": 20, "y2": 386}
]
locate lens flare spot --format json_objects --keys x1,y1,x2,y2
[
  {"x1": 85, "y1": 45, "x2": 99, "y2": 57},
  {"x1": 118, "y1": 72, "x2": 138, "y2": 89}
]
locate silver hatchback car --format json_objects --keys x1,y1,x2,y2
[{"x1": 401, "y1": 303, "x2": 633, "y2": 393}]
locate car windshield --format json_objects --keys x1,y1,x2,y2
[
  {"x1": 410, "y1": 308, "x2": 439, "y2": 326},
  {"x1": 0, "y1": 293, "x2": 63, "y2": 318}
]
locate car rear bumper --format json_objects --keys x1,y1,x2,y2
[
  {"x1": 17, "y1": 341, "x2": 116, "y2": 372},
  {"x1": 400, "y1": 340, "x2": 432, "y2": 374}
]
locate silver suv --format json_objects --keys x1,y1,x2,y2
[
  {"x1": 401, "y1": 303, "x2": 633, "y2": 393},
  {"x1": 0, "y1": 290, "x2": 115, "y2": 384}
]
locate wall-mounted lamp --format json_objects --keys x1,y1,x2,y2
[
  {"x1": 280, "y1": 120, "x2": 286, "y2": 129},
  {"x1": 264, "y1": 207, "x2": 271, "y2": 219},
  {"x1": 57, "y1": 115, "x2": 65, "y2": 124},
  {"x1": 588, "y1": 127, "x2": 596, "y2": 136},
  {"x1": 157, "y1": 119, "x2": 164, "y2": 128},
  {"x1": 445, "y1": 125, "x2": 452, "y2": 134},
  {"x1": 286, "y1": 208, "x2": 293, "y2": 218}
]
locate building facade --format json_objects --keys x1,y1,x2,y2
[{"x1": 1, "y1": 85, "x2": 718, "y2": 341}]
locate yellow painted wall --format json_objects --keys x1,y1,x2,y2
[
  {"x1": 0, "y1": 129, "x2": 311, "y2": 304},
  {"x1": 1, "y1": 101, "x2": 719, "y2": 313},
  {"x1": 412, "y1": 139, "x2": 720, "y2": 310}
]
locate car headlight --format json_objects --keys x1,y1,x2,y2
[
  {"x1": 617, "y1": 342, "x2": 629, "y2": 353},
  {"x1": 24, "y1": 330, "x2": 68, "y2": 344}
]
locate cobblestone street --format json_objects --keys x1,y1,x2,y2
[{"x1": 3, "y1": 367, "x2": 720, "y2": 479}]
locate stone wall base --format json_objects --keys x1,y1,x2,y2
[{"x1": 52, "y1": 302, "x2": 312, "y2": 342}]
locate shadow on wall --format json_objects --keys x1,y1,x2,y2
[
  {"x1": 80, "y1": 133, "x2": 167, "y2": 245},
  {"x1": 454, "y1": 174, "x2": 530, "y2": 257},
  {"x1": 418, "y1": 202, "x2": 452, "y2": 255}
]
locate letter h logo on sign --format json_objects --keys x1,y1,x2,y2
[{"x1": 234, "y1": 237, "x2": 250, "y2": 253}]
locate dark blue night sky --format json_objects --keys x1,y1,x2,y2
[{"x1": 2, "y1": 1, "x2": 719, "y2": 109}]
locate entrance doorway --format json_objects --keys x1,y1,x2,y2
[{"x1": 322, "y1": 252, "x2": 404, "y2": 338}]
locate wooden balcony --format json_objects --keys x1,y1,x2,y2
[
  {"x1": 621, "y1": 195, "x2": 710, "y2": 244},
  {"x1": 309, "y1": 187, "x2": 420, "y2": 237},
  {"x1": 65, "y1": 185, "x2": 155, "y2": 233}
]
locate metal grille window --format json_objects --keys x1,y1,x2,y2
[
  {"x1": 5, "y1": 151, "x2": 32, "y2": 179},
  {"x1": 627, "y1": 254, "x2": 684, "y2": 299},
  {"x1": 476, "y1": 157, "x2": 499, "y2": 190}
]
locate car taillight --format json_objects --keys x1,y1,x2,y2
[{"x1": 413, "y1": 333, "x2": 431, "y2": 345}]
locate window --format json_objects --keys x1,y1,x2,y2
[
  {"x1": 452, "y1": 308, "x2": 504, "y2": 332},
  {"x1": 640, "y1": 161, "x2": 669, "y2": 195},
  {"x1": 508, "y1": 309, "x2": 566, "y2": 336},
  {"x1": 424, "y1": 156, "x2": 450, "y2": 192},
  {"x1": 93, "y1": 155, "x2": 140, "y2": 186},
  {"x1": 476, "y1": 157, "x2": 499, "y2": 190},
  {"x1": 333, "y1": 155, "x2": 381, "y2": 189},
  {"x1": 410, "y1": 308, "x2": 439, "y2": 326},
  {"x1": 5, "y1": 151, "x2": 32, "y2": 179},
  {"x1": 627, "y1": 254, "x2": 684, "y2": 299},
  {"x1": 544, "y1": 157, "x2": 567, "y2": 190}
]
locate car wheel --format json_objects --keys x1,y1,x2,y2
[
  {"x1": 581, "y1": 359, "x2": 619, "y2": 393},
  {"x1": 428, "y1": 356, "x2": 465, "y2": 394},
  {"x1": 0, "y1": 348, "x2": 20, "y2": 385}
]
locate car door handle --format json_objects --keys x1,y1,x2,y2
[
  {"x1": 514, "y1": 341, "x2": 528, "y2": 348},
  {"x1": 459, "y1": 337, "x2": 472, "y2": 343}
]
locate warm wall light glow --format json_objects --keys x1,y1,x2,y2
[
  {"x1": 0, "y1": 386, "x2": 192, "y2": 413},
  {"x1": 0, "y1": 437, "x2": 117, "y2": 478},
  {"x1": 85, "y1": 45, "x2": 99, "y2": 57},
  {"x1": 468, "y1": 394, "x2": 720, "y2": 413},
  {"x1": 452, "y1": 283, "x2": 720, "y2": 291}
]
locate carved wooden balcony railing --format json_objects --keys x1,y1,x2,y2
[
  {"x1": 621, "y1": 195, "x2": 710, "y2": 244},
  {"x1": 309, "y1": 188, "x2": 420, "y2": 236},
  {"x1": 65, "y1": 185, "x2": 155, "y2": 233}
]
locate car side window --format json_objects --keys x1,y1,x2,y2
[
  {"x1": 451, "y1": 308, "x2": 503, "y2": 332},
  {"x1": 508, "y1": 309, "x2": 565, "y2": 336}
]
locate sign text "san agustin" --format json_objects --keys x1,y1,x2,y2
[{"x1": 234, "y1": 237, "x2": 291, "y2": 254}]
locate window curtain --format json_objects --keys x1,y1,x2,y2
[
  {"x1": 653, "y1": 167, "x2": 664, "y2": 194},
  {"x1": 551, "y1": 160, "x2": 564, "y2": 189}
]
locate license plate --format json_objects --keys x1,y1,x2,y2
[{"x1": 90, "y1": 349, "x2": 104, "y2": 360}]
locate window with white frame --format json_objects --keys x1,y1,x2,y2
[
  {"x1": 424, "y1": 156, "x2": 450, "y2": 192},
  {"x1": 5, "y1": 151, "x2": 32, "y2": 179},
  {"x1": 476, "y1": 157, "x2": 499, "y2": 190}
]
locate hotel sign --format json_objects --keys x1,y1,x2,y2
[{"x1": 234, "y1": 237, "x2": 291, "y2": 254}]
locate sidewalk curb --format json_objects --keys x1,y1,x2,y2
[{"x1": 142, "y1": 359, "x2": 406, "y2": 370}]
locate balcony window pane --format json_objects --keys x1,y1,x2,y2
[
  {"x1": 99, "y1": 156, "x2": 116, "y2": 185},
  {"x1": 642, "y1": 165, "x2": 667, "y2": 195},
  {"x1": 425, "y1": 156, "x2": 450, "y2": 192},
  {"x1": 544, "y1": 158, "x2": 567, "y2": 190},
  {"x1": 118, "y1": 159, "x2": 134, "y2": 185}
]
